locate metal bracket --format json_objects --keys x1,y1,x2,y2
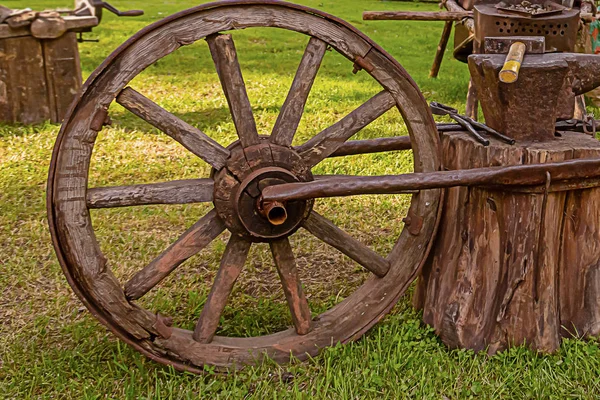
[
  {"x1": 352, "y1": 53, "x2": 375, "y2": 74},
  {"x1": 583, "y1": 113, "x2": 597, "y2": 137},
  {"x1": 403, "y1": 211, "x2": 424, "y2": 236},
  {"x1": 152, "y1": 314, "x2": 173, "y2": 339},
  {"x1": 90, "y1": 107, "x2": 110, "y2": 131}
]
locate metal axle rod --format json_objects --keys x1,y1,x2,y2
[{"x1": 262, "y1": 157, "x2": 600, "y2": 202}]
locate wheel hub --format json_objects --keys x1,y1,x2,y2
[{"x1": 213, "y1": 140, "x2": 314, "y2": 242}]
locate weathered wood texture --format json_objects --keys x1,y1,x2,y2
[
  {"x1": 0, "y1": 16, "x2": 98, "y2": 39},
  {"x1": 430, "y1": 21, "x2": 452, "y2": 79},
  {"x1": 193, "y1": 236, "x2": 251, "y2": 343},
  {"x1": 303, "y1": 211, "x2": 390, "y2": 277},
  {"x1": 270, "y1": 238, "x2": 312, "y2": 335},
  {"x1": 44, "y1": 33, "x2": 82, "y2": 123},
  {"x1": 0, "y1": 32, "x2": 81, "y2": 124},
  {"x1": 363, "y1": 11, "x2": 472, "y2": 21},
  {"x1": 48, "y1": 2, "x2": 442, "y2": 371},
  {"x1": 87, "y1": 179, "x2": 214, "y2": 209},
  {"x1": 271, "y1": 37, "x2": 327, "y2": 146},
  {"x1": 414, "y1": 131, "x2": 600, "y2": 354},
  {"x1": 116, "y1": 87, "x2": 229, "y2": 169}
]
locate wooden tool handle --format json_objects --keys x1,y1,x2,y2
[
  {"x1": 362, "y1": 11, "x2": 471, "y2": 21},
  {"x1": 499, "y1": 42, "x2": 526, "y2": 84}
]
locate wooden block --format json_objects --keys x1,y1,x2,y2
[
  {"x1": 43, "y1": 32, "x2": 82, "y2": 122},
  {"x1": 0, "y1": 36, "x2": 50, "y2": 124},
  {"x1": 31, "y1": 15, "x2": 67, "y2": 39}
]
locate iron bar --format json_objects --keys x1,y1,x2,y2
[{"x1": 262, "y1": 157, "x2": 600, "y2": 202}]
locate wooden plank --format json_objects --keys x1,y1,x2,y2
[
  {"x1": 87, "y1": 179, "x2": 214, "y2": 209},
  {"x1": 124, "y1": 209, "x2": 226, "y2": 300},
  {"x1": 193, "y1": 236, "x2": 251, "y2": 343},
  {"x1": 206, "y1": 34, "x2": 260, "y2": 148},
  {"x1": 0, "y1": 36, "x2": 50, "y2": 124},
  {"x1": 43, "y1": 32, "x2": 82, "y2": 123},
  {"x1": 297, "y1": 91, "x2": 396, "y2": 168},
  {"x1": 116, "y1": 87, "x2": 230, "y2": 170},
  {"x1": 271, "y1": 37, "x2": 327, "y2": 146},
  {"x1": 270, "y1": 239, "x2": 312, "y2": 335},
  {"x1": 303, "y1": 211, "x2": 390, "y2": 277}
]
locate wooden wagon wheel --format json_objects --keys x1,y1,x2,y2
[{"x1": 47, "y1": 0, "x2": 442, "y2": 372}]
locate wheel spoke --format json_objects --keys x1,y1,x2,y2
[
  {"x1": 270, "y1": 238, "x2": 312, "y2": 335},
  {"x1": 192, "y1": 236, "x2": 251, "y2": 343},
  {"x1": 124, "y1": 209, "x2": 226, "y2": 300},
  {"x1": 116, "y1": 87, "x2": 229, "y2": 170},
  {"x1": 270, "y1": 37, "x2": 327, "y2": 146},
  {"x1": 296, "y1": 91, "x2": 396, "y2": 168},
  {"x1": 87, "y1": 179, "x2": 214, "y2": 209},
  {"x1": 207, "y1": 33, "x2": 260, "y2": 148},
  {"x1": 303, "y1": 211, "x2": 390, "y2": 277}
]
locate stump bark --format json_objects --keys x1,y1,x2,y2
[
  {"x1": 414, "y1": 130, "x2": 600, "y2": 354},
  {"x1": 0, "y1": 32, "x2": 81, "y2": 124}
]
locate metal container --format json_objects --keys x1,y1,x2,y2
[{"x1": 473, "y1": 3, "x2": 580, "y2": 52}]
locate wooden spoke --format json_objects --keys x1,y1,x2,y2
[
  {"x1": 296, "y1": 91, "x2": 396, "y2": 168},
  {"x1": 270, "y1": 37, "x2": 327, "y2": 146},
  {"x1": 303, "y1": 211, "x2": 390, "y2": 277},
  {"x1": 124, "y1": 209, "x2": 226, "y2": 300},
  {"x1": 87, "y1": 179, "x2": 214, "y2": 209},
  {"x1": 116, "y1": 87, "x2": 229, "y2": 170},
  {"x1": 207, "y1": 33, "x2": 260, "y2": 148},
  {"x1": 192, "y1": 236, "x2": 251, "y2": 343},
  {"x1": 270, "y1": 238, "x2": 312, "y2": 335}
]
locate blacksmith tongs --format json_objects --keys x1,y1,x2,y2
[{"x1": 430, "y1": 102, "x2": 515, "y2": 146}]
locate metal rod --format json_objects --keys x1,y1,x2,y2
[
  {"x1": 450, "y1": 114, "x2": 489, "y2": 146},
  {"x1": 262, "y1": 157, "x2": 600, "y2": 202},
  {"x1": 461, "y1": 116, "x2": 515, "y2": 144}
]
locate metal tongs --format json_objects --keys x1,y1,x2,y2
[{"x1": 430, "y1": 102, "x2": 515, "y2": 146}]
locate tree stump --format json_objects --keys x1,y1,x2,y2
[
  {"x1": 414, "y1": 130, "x2": 600, "y2": 354},
  {"x1": 0, "y1": 32, "x2": 81, "y2": 124}
]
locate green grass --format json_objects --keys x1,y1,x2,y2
[{"x1": 1, "y1": 0, "x2": 600, "y2": 398}]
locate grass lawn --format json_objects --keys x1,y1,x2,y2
[{"x1": 1, "y1": 0, "x2": 600, "y2": 398}]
